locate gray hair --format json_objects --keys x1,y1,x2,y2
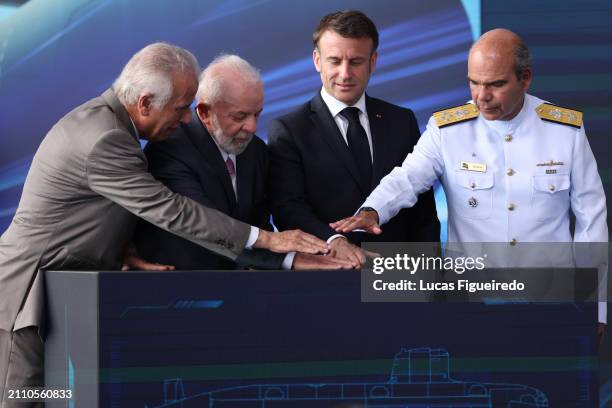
[
  {"x1": 513, "y1": 40, "x2": 531, "y2": 79},
  {"x1": 113, "y1": 42, "x2": 200, "y2": 109},
  {"x1": 196, "y1": 54, "x2": 262, "y2": 104}
]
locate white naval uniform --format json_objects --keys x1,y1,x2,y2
[{"x1": 361, "y1": 94, "x2": 608, "y2": 322}]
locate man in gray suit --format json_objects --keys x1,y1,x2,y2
[{"x1": 0, "y1": 42, "x2": 345, "y2": 405}]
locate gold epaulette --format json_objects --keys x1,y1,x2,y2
[
  {"x1": 535, "y1": 103, "x2": 582, "y2": 128},
  {"x1": 433, "y1": 103, "x2": 479, "y2": 128}
]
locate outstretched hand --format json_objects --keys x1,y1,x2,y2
[
  {"x1": 292, "y1": 252, "x2": 358, "y2": 270},
  {"x1": 255, "y1": 229, "x2": 329, "y2": 255},
  {"x1": 328, "y1": 236, "x2": 378, "y2": 267},
  {"x1": 330, "y1": 209, "x2": 382, "y2": 235},
  {"x1": 121, "y1": 246, "x2": 175, "y2": 271}
]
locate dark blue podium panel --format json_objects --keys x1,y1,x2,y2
[{"x1": 45, "y1": 270, "x2": 598, "y2": 407}]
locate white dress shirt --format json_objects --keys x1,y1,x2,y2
[
  {"x1": 320, "y1": 87, "x2": 374, "y2": 162},
  {"x1": 320, "y1": 88, "x2": 373, "y2": 244}
]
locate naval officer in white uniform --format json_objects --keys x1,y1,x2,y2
[{"x1": 331, "y1": 29, "x2": 608, "y2": 336}]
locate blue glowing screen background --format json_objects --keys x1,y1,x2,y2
[
  {"x1": 1, "y1": 0, "x2": 612, "y2": 404},
  {"x1": 0, "y1": 0, "x2": 475, "y2": 235}
]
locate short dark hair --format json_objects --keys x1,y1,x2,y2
[{"x1": 313, "y1": 10, "x2": 379, "y2": 52}]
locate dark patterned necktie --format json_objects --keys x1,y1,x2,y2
[
  {"x1": 226, "y1": 157, "x2": 237, "y2": 198},
  {"x1": 340, "y1": 107, "x2": 372, "y2": 185},
  {"x1": 225, "y1": 157, "x2": 235, "y2": 177}
]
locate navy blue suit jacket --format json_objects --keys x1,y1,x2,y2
[
  {"x1": 268, "y1": 93, "x2": 440, "y2": 244},
  {"x1": 135, "y1": 114, "x2": 284, "y2": 269}
]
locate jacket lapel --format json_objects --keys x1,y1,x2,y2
[
  {"x1": 310, "y1": 93, "x2": 369, "y2": 195},
  {"x1": 235, "y1": 151, "x2": 253, "y2": 219},
  {"x1": 186, "y1": 114, "x2": 238, "y2": 215},
  {"x1": 366, "y1": 96, "x2": 390, "y2": 189}
]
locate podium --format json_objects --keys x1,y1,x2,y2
[{"x1": 45, "y1": 270, "x2": 598, "y2": 407}]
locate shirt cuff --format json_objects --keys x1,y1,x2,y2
[
  {"x1": 327, "y1": 234, "x2": 345, "y2": 244},
  {"x1": 282, "y1": 252, "x2": 296, "y2": 270},
  {"x1": 599, "y1": 301, "x2": 607, "y2": 324},
  {"x1": 245, "y1": 226, "x2": 259, "y2": 249}
]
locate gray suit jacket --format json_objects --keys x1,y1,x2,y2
[{"x1": 0, "y1": 89, "x2": 250, "y2": 332}]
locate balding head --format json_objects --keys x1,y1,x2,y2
[
  {"x1": 470, "y1": 28, "x2": 531, "y2": 79},
  {"x1": 467, "y1": 28, "x2": 532, "y2": 121}
]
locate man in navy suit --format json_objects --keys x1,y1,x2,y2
[
  {"x1": 135, "y1": 55, "x2": 353, "y2": 271},
  {"x1": 268, "y1": 10, "x2": 440, "y2": 266}
]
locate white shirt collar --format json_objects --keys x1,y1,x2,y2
[{"x1": 320, "y1": 87, "x2": 367, "y2": 118}]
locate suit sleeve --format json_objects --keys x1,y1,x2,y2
[
  {"x1": 268, "y1": 119, "x2": 338, "y2": 240},
  {"x1": 363, "y1": 116, "x2": 445, "y2": 225},
  {"x1": 402, "y1": 111, "x2": 441, "y2": 242},
  {"x1": 86, "y1": 130, "x2": 250, "y2": 260},
  {"x1": 234, "y1": 249, "x2": 286, "y2": 270},
  {"x1": 145, "y1": 141, "x2": 215, "y2": 208}
]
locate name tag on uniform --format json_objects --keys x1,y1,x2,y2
[
  {"x1": 536, "y1": 160, "x2": 564, "y2": 167},
  {"x1": 460, "y1": 161, "x2": 487, "y2": 172}
]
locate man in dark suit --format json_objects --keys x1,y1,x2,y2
[
  {"x1": 268, "y1": 10, "x2": 440, "y2": 266},
  {"x1": 135, "y1": 55, "x2": 354, "y2": 271}
]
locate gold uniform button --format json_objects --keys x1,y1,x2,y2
[
  {"x1": 506, "y1": 168, "x2": 515, "y2": 176},
  {"x1": 548, "y1": 184, "x2": 556, "y2": 191},
  {"x1": 510, "y1": 238, "x2": 517, "y2": 246},
  {"x1": 470, "y1": 182, "x2": 476, "y2": 189},
  {"x1": 507, "y1": 203, "x2": 515, "y2": 211},
  {"x1": 505, "y1": 134, "x2": 513, "y2": 142}
]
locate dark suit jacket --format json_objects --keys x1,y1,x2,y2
[
  {"x1": 135, "y1": 114, "x2": 284, "y2": 270},
  {"x1": 268, "y1": 92, "x2": 440, "y2": 244}
]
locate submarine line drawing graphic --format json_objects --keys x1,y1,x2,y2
[{"x1": 147, "y1": 347, "x2": 548, "y2": 407}]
